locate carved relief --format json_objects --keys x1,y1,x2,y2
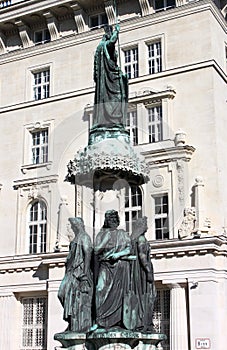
[
  {"x1": 176, "y1": 160, "x2": 184, "y2": 203},
  {"x1": 152, "y1": 174, "x2": 164, "y2": 188},
  {"x1": 178, "y1": 207, "x2": 196, "y2": 239}
]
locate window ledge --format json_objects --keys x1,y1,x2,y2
[{"x1": 21, "y1": 161, "x2": 52, "y2": 174}]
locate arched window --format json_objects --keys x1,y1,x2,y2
[
  {"x1": 125, "y1": 185, "x2": 142, "y2": 233},
  {"x1": 28, "y1": 200, "x2": 47, "y2": 254}
]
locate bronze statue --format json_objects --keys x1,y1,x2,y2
[
  {"x1": 94, "y1": 210, "x2": 133, "y2": 329},
  {"x1": 58, "y1": 217, "x2": 93, "y2": 332},
  {"x1": 131, "y1": 217, "x2": 156, "y2": 332},
  {"x1": 93, "y1": 24, "x2": 128, "y2": 128}
]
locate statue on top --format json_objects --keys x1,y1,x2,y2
[{"x1": 93, "y1": 24, "x2": 128, "y2": 128}]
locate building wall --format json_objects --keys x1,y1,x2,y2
[{"x1": 0, "y1": 0, "x2": 226, "y2": 349}]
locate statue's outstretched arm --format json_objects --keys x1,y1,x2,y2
[{"x1": 109, "y1": 24, "x2": 120, "y2": 44}]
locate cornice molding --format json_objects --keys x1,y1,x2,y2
[
  {"x1": 0, "y1": 236, "x2": 227, "y2": 274},
  {"x1": 0, "y1": 60, "x2": 225, "y2": 114},
  {"x1": 141, "y1": 144, "x2": 196, "y2": 165},
  {"x1": 0, "y1": 251, "x2": 67, "y2": 274},
  {"x1": 150, "y1": 235, "x2": 227, "y2": 259},
  {"x1": 13, "y1": 174, "x2": 58, "y2": 189}
]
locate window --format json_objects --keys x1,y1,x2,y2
[
  {"x1": 31, "y1": 129, "x2": 48, "y2": 164},
  {"x1": 154, "y1": 0, "x2": 176, "y2": 11},
  {"x1": 34, "y1": 29, "x2": 50, "y2": 45},
  {"x1": 148, "y1": 41, "x2": 162, "y2": 74},
  {"x1": 153, "y1": 289, "x2": 170, "y2": 350},
  {"x1": 33, "y1": 69, "x2": 50, "y2": 101},
  {"x1": 0, "y1": 0, "x2": 11, "y2": 7},
  {"x1": 147, "y1": 105, "x2": 163, "y2": 143},
  {"x1": 90, "y1": 13, "x2": 108, "y2": 29},
  {"x1": 28, "y1": 200, "x2": 47, "y2": 254},
  {"x1": 125, "y1": 110, "x2": 138, "y2": 145},
  {"x1": 21, "y1": 297, "x2": 47, "y2": 350},
  {"x1": 124, "y1": 47, "x2": 139, "y2": 79},
  {"x1": 125, "y1": 185, "x2": 142, "y2": 233},
  {"x1": 154, "y1": 194, "x2": 169, "y2": 239}
]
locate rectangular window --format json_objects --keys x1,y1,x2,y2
[
  {"x1": 124, "y1": 47, "x2": 139, "y2": 79},
  {"x1": 90, "y1": 13, "x2": 108, "y2": 29},
  {"x1": 34, "y1": 29, "x2": 50, "y2": 45},
  {"x1": 31, "y1": 129, "x2": 48, "y2": 164},
  {"x1": 21, "y1": 297, "x2": 47, "y2": 350},
  {"x1": 29, "y1": 201, "x2": 47, "y2": 254},
  {"x1": 147, "y1": 105, "x2": 163, "y2": 143},
  {"x1": 153, "y1": 289, "x2": 170, "y2": 350},
  {"x1": 33, "y1": 69, "x2": 50, "y2": 101},
  {"x1": 148, "y1": 41, "x2": 162, "y2": 74},
  {"x1": 125, "y1": 110, "x2": 138, "y2": 145},
  {"x1": 125, "y1": 186, "x2": 142, "y2": 233},
  {"x1": 154, "y1": 0, "x2": 176, "y2": 12},
  {"x1": 154, "y1": 194, "x2": 169, "y2": 239}
]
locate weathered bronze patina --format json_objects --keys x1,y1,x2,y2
[{"x1": 93, "y1": 24, "x2": 128, "y2": 128}]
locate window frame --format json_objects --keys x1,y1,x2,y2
[
  {"x1": 34, "y1": 28, "x2": 50, "y2": 45},
  {"x1": 147, "y1": 104, "x2": 163, "y2": 143},
  {"x1": 125, "y1": 108, "x2": 138, "y2": 145},
  {"x1": 123, "y1": 46, "x2": 139, "y2": 79},
  {"x1": 154, "y1": 0, "x2": 176, "y2": 12},
  {"x1": 125, "y1": 185, "x2": 143, "y2": 233},
  {"x1": 27, "y1": 199, "x2": 47, "y2": 254},
  {"x1": 22, "y1": 119, "x2": 54, "y2": 172},
  {"x1": 153, "y1": 193, "x2": 169, "y2": 240},
  {"x1": 32, "y1": 69, "x2": 50, "y2": 101},
  {"x1": 21, "y1": 296, "x2": 48, "y2": 350},
  {"x1": 30, "y1": 128, "x2": 49, "y2": 165},
  {"x1": 153, "y1": 288, "x2": 170, "y2": 350},
  {"x1": 147, "y1": 40, "x2": 162, "y2": 75},
  {"x1": 89, "y1": 12, "x2": 108, "y2": 29}
]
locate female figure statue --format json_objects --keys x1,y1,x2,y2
[
  {"x1": 93, "y1": 24, "x2": 128, "y2": 128},
  {"x1": 94, "y1": 210, "x2": 132, "y2": 329},
  {"x1": 58, "y1": 217, "x2": 93, "y2": 332},
  {"x1": 131, "y1": 216, "x2": 156, "y2": 332}
]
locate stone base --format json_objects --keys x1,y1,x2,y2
[{"x1": 54, "y1": 330, "x2": 167, "y2": 350}]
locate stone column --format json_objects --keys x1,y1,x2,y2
[
  {"x1": 47, "y1": 280, "x2": 66, "y2": 350},
  {"x1": 0, "y1": 293, "x2": 18, "y2": 349},
  {"x1": 169, "y1": 284, "x2": 188, "y2": 350}
]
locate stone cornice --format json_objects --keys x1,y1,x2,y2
[
  {"x1": 0, "y1": 0, "x2": 224, "y2": 64},
  {"x1": 0, "y1": 251, "x2": 67, "y2": 274},
  {"x1": 0, "y1": 59, "x2": 225, "y2": 114},
  {"x1": 13, "y1": 174, "x2": 58, "y2": 189},
  {"x1": 141, "y1": 144, "x2": 196, "y2": 165},
  {"x1": 0, "y1": 236, "x2": 227, "y2": 275},
  {"x1": 150, "y1": 235, "x2": 227, "y2": 259}
]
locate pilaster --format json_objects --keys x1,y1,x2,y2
[
  {"x1": 47, "y1": 279, "x2": 66, "y2": 350},
  {"x1": 169, "y1": 283, "x2": 188, "y2": 350},
  {"x1": 0, "y1": 293, "x2": 19, "y2": 349}
]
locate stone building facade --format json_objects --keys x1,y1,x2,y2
[{"x1": 0, "y1": 0, "x2": 226, "y2": 349}]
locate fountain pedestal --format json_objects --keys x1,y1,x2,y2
[{"x1": 54, "y1": 330, "x2": 167, "y2": 350}]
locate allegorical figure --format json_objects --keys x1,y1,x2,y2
[
  {"x1": 58, "y1": 217, "x2": 93, "y2": 333},
  {"x1": 93, "y1": 24, "x2": 128, "y2": 128},
  {"x1": 94, "y1": 210, "x2": 132, "y2": 329},
  {"x1": 131, "y1": 217, "x2": 156, "y2": 332}
]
